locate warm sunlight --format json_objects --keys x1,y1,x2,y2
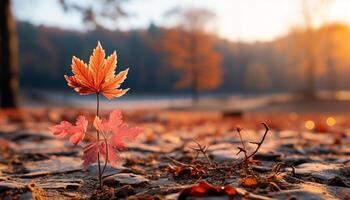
[
  {"x1": 305, "y1": 120, "x2": 316, "y2": 130},
  {"x1": 13, "y1": 0, "x2": 350, "y2": 42},
  {"x1": 1, "y1": 0, "x2": 350, "y2": 199},
  {"x1": 326, "y1": 116, "x2": 336, "y2": 126}
]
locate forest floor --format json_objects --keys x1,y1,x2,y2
[{"x1": 0, "y1": 107, "x2": 350, "y2": 199}]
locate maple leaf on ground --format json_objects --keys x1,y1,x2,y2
[
  {"x1": 82, "y1": 110, "x2": 142, "y2": 168},
  {"x1": 64, "y1": 41, "x2": 129, "y2": 100},
  {"x1": 178, "y1": 181, "x2": 238, "y2": 199},
  {"x1": 49, "y1": 115, "x2": 88, "y2": 145},
  {"x1": 240, "y1": 176, "x2": 258, "y2": 188}
]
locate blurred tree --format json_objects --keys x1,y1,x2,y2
[
  {"x1": 299, "y1": 0, "x2": 317, "y2": 98},
  {"x1": 298, "y1": 0, "x2": 332, "y2": 99},
  {"x1": 273, "y1": 22, "x2": 350, "y2": 95},
  {"x1": 245, "y1": 63, "x2": 271, "y2": 93},
  {"x1": 320, "y1": 24, "x2": 350, "y2": 97},
  {"x1": 17, "y1": 21, "x2": 350, "y2": 95},
  {"x1": 0, "y1": 0, "x2": 133, "y2": 107},
  {"x1": 0, "y1": 0, "x2": 131, "y2": 108},
  {"x1": 273, "y1": 0, "x2": 332, "y2": 99},
  {"x1": 0, "y1": 0, "x2": 19, "y2": 108},
  {"x1": 160, "y1": 8, "x2": 222, "y2": 104},
  {"x1": 317, "y1": 0, "x2": 338, "y2": 98},
  {"x1": 59, "y1": 0, "x2": 129, "y2": 30}
]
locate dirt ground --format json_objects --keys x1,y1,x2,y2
[{"x1": 0, "y1": 108, "x2": 350, "y2": 199}]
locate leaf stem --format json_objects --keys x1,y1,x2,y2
[
  {"x1": 96, "y1": 93, "x2": 102, "y2": 189},
  {"x1": 101, "y1": 135, "x2": 109, "y2": 176}
]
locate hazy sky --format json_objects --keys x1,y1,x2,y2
[{"x1": 13, "y1": 0, "x2": 350, "y2": 42}]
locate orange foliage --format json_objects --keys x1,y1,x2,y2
[
  {"x1": 160, "y1": 29, "x2": 222, "y2": 91},
  {"x1": 64, "y1": 42, "x2": 129, "y2": 100},
  {"x1": 159, "y1": 9, "x2": 222, "y2": 94},
  {"x1": 273, "y1": 23, "x2": 350, "y2": 94}
]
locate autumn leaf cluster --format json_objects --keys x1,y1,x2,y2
[{"x1": 50, "y1": 42, "x2": 142, "y2": 169}]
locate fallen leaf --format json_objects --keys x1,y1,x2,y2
[
  {"x1": 240, "y1": 176, "x2": 258, "y2": 188},
  {"x1": 178, "y1": 181, "x2": 238, "y2": 199}
]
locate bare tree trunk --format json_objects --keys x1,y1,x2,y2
[
  {"x1": 302, "y1": 24, "x2": 317, "y2": 99},
  {"x1": 0, "y1": 0, "x2": 19, "y2": 108},
  {"x1": 301, "y1": 0, "x2": 317, "y2": 99},
  {"x1": 305, "y1": 50, "x2": 316, "y2": 99},
  {"x1": 326, "y1": 57, "x2": 336, "y2": 99},
  {"x1": 189, "y1": 32, "x2": 199, "y2": 106},
  {"x1": 324, "y1": 25, "x2": 336, "y2": 100},
  {"x1": 190, "y1": 82, "x2": 199, "y2": 106},
  {"x1": 236, "y1": 42, "x2": 245, "y2": 96}
]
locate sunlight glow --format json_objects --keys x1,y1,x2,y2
[
  {"x1": 326, "y1": 117, "x2": 336, "y2": 127},
  {"x1": 12, "y1": 0, "x2": 350, "y2": 42},
  {"x1": 305, "y1": 120, "x2": 315, "y2": 130}
]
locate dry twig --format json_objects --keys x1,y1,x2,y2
[
  {"x1": 236, "y1": 127, "x2": 248, "y2": 159},
  {"x1": 191, "y1": 140, "x2": 212, "y2": 165},
  {"x1": 246, "y1": 123, "x2": 270, "y2": 160}
]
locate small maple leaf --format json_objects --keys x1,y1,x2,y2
[
  {"x1": 64, "y1": 41, "x2": 129, "y2": 100},
  {"x1": 82, "y1": 110, "x2": 142, "y2": 168},
  {"x1": 240, "y1": 176, "x2": 258, "y2": 188},
  {"x1": 49, "y1": 115, "x2": 88, "y2": 145}
]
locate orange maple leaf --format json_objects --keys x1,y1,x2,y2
[{"x1": 64, "y1": 41, "x2": 129, "y2": 100}]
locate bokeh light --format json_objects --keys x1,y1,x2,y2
[
  {"x1": 305, "y1": 120, "x2": 315, "y2": 130},
  {"x1": 326, "y1": 117, "x2": 336, "y2": 127}
]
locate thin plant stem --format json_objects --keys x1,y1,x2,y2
[
  {"x1": 236, "y1": 123, "x2": 270, "y2": 166},
  {"x1": 96, "y1": 93, "x2": 102, "y2": 189},
  {"x1": 101, "y1": 135, "x2": 109, "y2": 176},
  {"x1": 237, "y1": 128, "x2": 248, "y2": 159},
  {"x1": 246, "y1": 123, "x2": 270, "y2": 160},
  {"x1": 192, "y1": 140, "x2": 212, "y2": 165}
]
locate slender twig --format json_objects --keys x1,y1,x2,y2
[
  {"x1": 236, "y1": 127, "x2": 248, "y2": 159},
  {"x1": 236, "y1": 147, "x2": 247, "y2": 156},
  {"x1": 246, "y1": 123, "x2": 270, "y2": 160},
  {"x1": 96, "y1": 93, "x2": 102, "y2": 189},
  {"x1": 269, "y1": 182, "x2": 282, "y2": 191},
  {"x1": 165, "y1": 155, "x2": 187, "y2": 166},
  {"x1": 191, "y1": 140, "x2": 212, "y2": 165},
  {"x1": 272, "y1": 162, "x2": 295, "y2": 176}
]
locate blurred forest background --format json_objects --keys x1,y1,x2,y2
[
  {"x1": 17, "y1": 21, "x2": 350, "y2": 94},
  {"x1": 2, "y1": 0, "x2": 350, "y2": 108}
]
